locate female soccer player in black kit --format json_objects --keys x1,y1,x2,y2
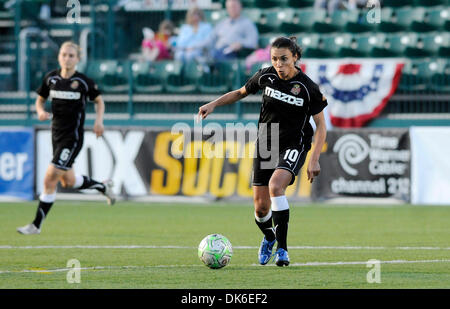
[
  {"x1": 198, "y1": 37, "x2": 327, "y2": 266},
  {"x1": 17, "y1": 41, "x2": 115, "y2": 235}
]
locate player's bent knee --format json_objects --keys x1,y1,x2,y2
[
  {"x1": 255, "y1": 208, "x2": 270, "y2": 218},
  {"x1": 43, "y1": 177, "x2": 58, "y2": 191},
  {"x1": 253, "y1": 196, "x2": 271, "y2": 215},
  {"x1": 60, "y1": 178, "x2": 75, "y2": 188},
  {"x1": 268, "y1": 181, "x2": 285, "y2": 197}
]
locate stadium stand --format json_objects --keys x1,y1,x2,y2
[{"x1": 0, "y1": 0, "x2": 449, "y2": 127}]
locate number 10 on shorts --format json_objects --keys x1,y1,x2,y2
[{"x1": 284, "y1": 149, "x2": 299, "y2": 162}]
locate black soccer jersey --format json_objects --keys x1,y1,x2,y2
[
  {"x1": 36, "y1": 69, "x2": 101, "y2": 141},
  {"x1": 245, "y1": 66, "x2": 327, "y2": 147}
]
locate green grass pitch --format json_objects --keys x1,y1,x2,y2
[{"x1": 0, "y1": 201, "x2": 449, "y2": 289}]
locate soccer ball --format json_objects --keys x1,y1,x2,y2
[{"x1": 198, "y1": 234, "x2": 233, "y2": 269}]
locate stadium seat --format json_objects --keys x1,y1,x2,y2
[
  {"x1": 430, "y1": 59, "x2": 450, "y2": 92},
  {"x1": 258, "y1": 33, "x2": 283, "y2": 48},
  {"x1": 255, "y1": 10, "x2": 283, "y2": 34},
  {"x1": 240, "y1": 0, "x2": 256, "y2": 9},
  {"x1": 323, "y1": 34, "x2": 352, "y2": 57},
  {"x1": 344, "y1": 9, "x2": 377, "y2": 33},
  {"x1": 165, "y1": 61, "x2": 202, "y2": 93},
  {"x1": 312, "y1": 10, "x2": 352, "y2": 33},
  {"x1": 253, "y1": 0, "x2": 285, "y2": 9},
  {"x1": 411, "y1": 7, "x2": 449, "y2": 32},
  {"x1": 132, "y1": 61, "x2": 168, "y2": 93},
  {"x1": 285, "y1": 0, "x2": 314, "y2": 8},
  {"x1": 397, "y1": 59, "x2": 438, "y2": 93},
  {"x1": 414, "y1": 0, "x2": 448, "y2": 6},
  {"x1": 382, "y1": 0, "x2": 413, "y2": 7},
  {"x1": 85, "y1": 60, "x2": 126, "y2": 93},
  {"x1": 405, "y1": 32, "x2": 450, "y2": 58},
  {"x1": 203, "y1": 9, "x2": 227, "y2": 25},
  {"x1": 85, "y1": 60, "x2": 105, "y2": 83},
  {"x1": 339, "y1": 33, "x2": 385, "y2": 57},
  {"x1": 101, "y1": 61, "x2": 129, "y2": 93},
  {"x1": 198, "y1": 61, "x2": 237, "y2": 93},
  {"x1": 279, "y1": 8, "x2": 326, "y2": 33},
  {"x1": 379, "y1": 7, "x2": 427, "y2": 33},
  {"x1": 298, "y1": 33, "x2": 321, "y2": 57},
  {"x1": 303, "y1": 34, "x2": 352, "y2": 58}
]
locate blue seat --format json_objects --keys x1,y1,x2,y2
[
  {"x1": 303, "y1": 34, "x2": 352, "y2": 58},
  {"x1": 280, "y1": 8, "x2": 326, "y2": 33},
  {"x1": 405, "y1": 32, "x2": 449, "y2": 58},
  {"x1": 430, "y1": 59, "x2": 450, "y2": 92},
  {"x1": 339, "y1": 33, "x2": 385, "y2": 57},
  {"x1": 371, "y1": 33, "x2": 417, "y2": 57},
  {"x1": 199, "y1": 61, "x2": 237, "y2": 94},
  {"x1": 132, "y1": 61, "x2": 169, "y2": 93},
  {"x1": 379, "y1": 7, "x2": 427, "y2": 32},
  {"x1": 165, "y1": 61, "x2": 202, "y2": 94},
  {"x1": 398, "y1": 59, "x2": 439, "y2": 93},
  {"x1": 312, "y1": 10, "x2": 353, "y2": 33}
]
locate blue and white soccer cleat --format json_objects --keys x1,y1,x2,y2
[
  {"x1": 274, "y1": 248, "x2": 290, "y2": 267},
  {"x1": 258, "y1": 237, "x2": 276, "y2": 265}
]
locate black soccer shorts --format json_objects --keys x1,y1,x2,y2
[
  {"x1": 252, "y1": 142, "x2": 311, "y2": 187},
  {"x1": 51, "y1": 137, "x2": 83, "y2": 171}
]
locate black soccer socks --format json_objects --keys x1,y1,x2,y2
[
  {"x1": 255, "y1": 211, "x2": 276, "y2": 242},
  {"x1": 32, "y1": 200, "x2": 54, "y2": 229},
  {"x1": 272, "y1": 209, "x2": 290, "y2": 251},
  {"x1": 79, "y1": 175, "x2": 106, "y2": 193}
]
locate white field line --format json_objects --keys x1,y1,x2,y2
[
  {"x1": 1, "y1": 259, "x2": 450, "y2": 274},
  {"x1": 0, "y1": 245, "x2": 449, "y2": 250}
]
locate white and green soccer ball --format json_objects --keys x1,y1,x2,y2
[{"x1": 198, "y1": 234, "x2": 233, "y2": 269}]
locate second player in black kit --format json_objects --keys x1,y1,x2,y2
[
  {"x1": 198, "y1": 37, "x2": 327, "y2": 266},
  {"x1": 38, "y1": 68, "x2": 99, "y2": 170},
  {"x1": 17, "y1": 42, "x2": 115, "y2": 235}
]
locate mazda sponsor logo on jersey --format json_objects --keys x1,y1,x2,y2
[
  {"x1": 264, "y1": 86, "x2": 304, "y2": 106},
  {"x1": 312, "y1": 129, "x2": 411, "y2": 201},
  {"x1": 49, "y1": 90, "x2": 81, "y2": 100}
]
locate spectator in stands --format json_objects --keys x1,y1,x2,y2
[
  {"x1": 174, "y1": 7, "x2": 213, "y2": 63},
  {"x1": 155, "y1": 19, "x2": 176, "y2": 50},
  {"x1": 314, "y1": 0, "x2": 368, "y2": 14},
  {"x1": 207, "y1": 0, "x2": 258, "y2": 61}
]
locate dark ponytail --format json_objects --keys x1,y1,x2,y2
[{"x1": 271, "y1": 36, "x2": 302, "y2": 60}]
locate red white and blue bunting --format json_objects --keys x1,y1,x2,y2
[{"x1": 302, "y1": 59, "x2": 404, "y2": 127}]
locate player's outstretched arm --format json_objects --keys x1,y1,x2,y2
[
  {"x1": 198, "y1": 86, "x2": 248, "y2": 120},
  {"x1": 93, "y1": 95, "x2": 105, "y2": 138},
  {"x1": 35, "y1": 95, "x2": 50, "y2": 121},
  {"x1": 307, "y1": 111, "x2": 327, "y2": 183}
]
